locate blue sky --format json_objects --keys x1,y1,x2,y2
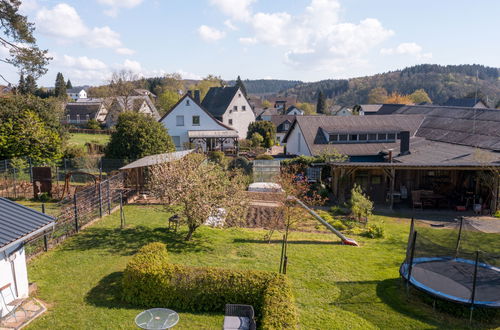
[{"x1": 2, "y1": 0, "x2": 499, "y2": 86}]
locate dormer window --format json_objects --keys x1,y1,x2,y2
[
  {"x1": 283, "y1": 123, "x2": 290, "y2": 130},
  {"x1": 328, "y1": 131, "x2": 397, "y2": 143}
]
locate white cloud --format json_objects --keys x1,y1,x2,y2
[
  {"x1": 36, "y1": 3, "x2": 88, "y2": 38},
  {"x1": 116, "y1": 47, "x2": 136, "y2": 55},
  {"x1": 224, "y1": 19, "x2": 238, "y2": 31},
  {"x1": 175, "y1": 69, "x2": 202, "y2": 80},
  {"x1": 381, "y1": 42, "x2": 432, "y2": 60},
  {"x1": 239, "y1": 37, "x2": 257, "y2": 45},
  {"x1": 97, "y1": 0, "x2": 145, "y2": 17},
  {"x1": 20, "y1": 0, "x2": 39, "y2": 13},
  {"x1": 121, "y1": 59, "x2": 143, "y2": 73},
  {"x1": 209, "y1": 0, "x2": 255, "y2": 22},
  {"x1": 198, "y1": 25, "x2": 226, "y2": 42},
  {"x1": 61, "y1": 55, "x2": 108, "y2": 70},
  {"x1": 86, "y1": 26, "x2": 122, "y2": 48}
]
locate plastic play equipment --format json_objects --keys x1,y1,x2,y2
[{"x1": 292, "y1": 197, "x2": 359, "y2": 246}]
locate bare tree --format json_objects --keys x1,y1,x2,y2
[
  {"x1": 103, "y1": 70, "x2": 141, "y2": 125},
  {"x1": 148, "y1": 153, "x2": 249, "y2": 240}
]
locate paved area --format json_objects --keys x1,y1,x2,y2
[{"x1": 0, "y1": 298, "x2": 46, "y2": 330}]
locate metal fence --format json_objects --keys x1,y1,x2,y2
[
  {"x1": 24, "y1": 172, "x2": 132, "y2": 258},
  {"x1": 0, "y1": 156, "x2": 128, "y2": 199}
]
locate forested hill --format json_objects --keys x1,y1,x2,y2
[
  {"x1": 277, "y1": 64, "x2": 500, "y2": 106},
  {"x1": 227, "y1": 79, "x2": 302, "y2": 95}
]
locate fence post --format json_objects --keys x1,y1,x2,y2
[
  {"x1": 74, "y1": 193, "x2": 79, "y2": 232},
  {"x1": 28, "y1": 157, "x2": 33, "y2": 183},
  {"x1": 99, "y1": 158, "x2": 103, "y2": 181},
  {"x1": 107, "y1": 180, "x2": 111, "y2": 215},
  {"x1": 12, "y1": 166, "x2": 17, "y2": 199},
  {"x1": 42, "y1": 203, "x2": 48, "y2": 251},
  {"x1": 98, "y1": 182, "x2": 103, "y2": 218},
  {"x1": 120, "y1": 192, "x2": 124, "y2": 229}
]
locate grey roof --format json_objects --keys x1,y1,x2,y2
[
  {"x1": 67, "y1": 87, "x2": 86, "y2": 93},
  {"x1": 329, "y1": 161, "x2": 500, "y2": 169},
  {"x1": 0, "y1": 198, "x2": 55, "y2": 252},
  {"x1": 65, "y1": 102, "x2": 103, "y2": 120},
  {"x1": 201, "y1": 86, "x2": 240, "y2": 118},
  {"x1": 283, "y1": 115, "x2": 424, "y2": 156},
  {"x1": 113, "y1": 96, "x2": 161, "y2": 120},
  {"x1": 366, "y1": 104, "x2": 406, "y2": 115},
  {"x1": 188, "y1": 130, "x2": 238, "y2": 138},
  {"x1": 269, "y1": 115, "x2": 296, "y2": 133},
  {"x1": 257, "y1": 107, "x2": 280, "y2": 119},
  {"x1": 120, "y1": 150, "x2": 195, "y2": 170},
  {"x1": 286, "y1": 106, "x2": 304, "y2": 114},
  {"x1": 386, "y1": 105, "x2": 500, "y2": 151},
  {"x1": 359, "y1": 104, "x2": 382, "y2": 113},
  {"x1": 443, "y1": 98, "x2": 487, "y2": 108}
]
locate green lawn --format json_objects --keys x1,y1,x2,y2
[
  {"x1": 27, "y1": 205, "x2": 499, "y2": 329},
  {"x1": 68, "y1": 133, "x2": 110, "y2": 148}
]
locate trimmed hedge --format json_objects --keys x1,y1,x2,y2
[{"x1": 122, "y1": 243, "x2": 298, "y2": 329}]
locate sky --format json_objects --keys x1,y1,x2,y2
[{"x1": 1, "y1": 0, "x2": 500, "y2": 87}]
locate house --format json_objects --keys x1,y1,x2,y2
[
  {"x1": 282, "y1": 115, "x2": 424, "y2": 160},
  {"x1": 66, "y1": 88, "x2": 87, "y2": 101},
  {"x1": 0, "y1": 198, "x2": 55, "y2": 318},
  {"x1": 133, "y1": 89, "x2": 157, "y2": 100},
  {"x1": 256, "y1": 108, "x2": 280, "y2": 121},
  {"x1": 159, "y1": 93, "x2": 238, "y2": 152},
  {"x1": 285, "y1": 106, "x2": 304, "y2": 116},
  {"x1": 201, "y1": 86, "x2": 255, "y2": 139},
  {"x1": 357, "y1": 104, "x2": 407, "y2": 115},
  {"x1": 443, "y1": 98, "x2": 488, "y2": 108},
  {"x1": 269, "y1": 115, "x2": 296, "y2": 144},
  {"x1": 64, "y1": 101, "x2": 108, "y2": 125},
  {"x1": 329, "y1": 105, "x2": 352, "y2": 116},
  {"x1": 105, "y1": 95, "x2": 161, "y2": 127}
]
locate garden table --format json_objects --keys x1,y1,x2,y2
[{"x1": 135, "y1": 308, "x2": 179, "y2": 329}]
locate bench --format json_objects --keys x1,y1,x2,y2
[
  {"x1": 0, "y1": 283, "x2": 27, "y2": 322},
  {"x1": 223, "y1": 304, "x2": 256, "y2": 330}
]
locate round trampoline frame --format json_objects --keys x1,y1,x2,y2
[{"x1": 400, "y1": 256, "x2": 500, "y2": 308}]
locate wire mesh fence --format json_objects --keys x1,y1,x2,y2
[
  {"x1": 24, "y1": 172, "x2": 133, "y2": 258},
  {"x1": 0, "y1": 156, "x2": 129, "y2": 199}
]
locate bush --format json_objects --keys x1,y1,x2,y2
[
  {"x1": 207, "y1": 151, "x2": 227, "y2": 166},
  {"x1": 360, "y1": 224, "x2": 385, "y2": 239},
  {"x1": 255, "y1": 154, "x2": 274, "y2": 160},
  {"x1": 329, "y1": 205, "x2": 350, "y2": 216},
  {"x1": 63, "y1": 145, "x2": 86, "y2": 159},
  {"x1": 123, "y1": 243, "x2": 298, "y2": 329},
  {"x1": 494, "y1": 210, "x2": 500, "y2": 218},
  {"x1": 228, "y1": 156, "x2": 252, "y2": 175},
  {"x1": 86, "y1": 119, "x2": 101, "y2": 130},
  {"x1": 251, "y1": 132, "x2": 264, "y2": 147},
  {"x1": 350, "y1": 184, "x2": 373, "y2": 222},
  {"x1": 36, "y1": 192, "x2": 51, "y2": 202}
]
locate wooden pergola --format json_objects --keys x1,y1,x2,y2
[
  {"x1": 330, "y1": 162, "x2": 500, "y2": 211},
  {"x1": 188, "y1": 130, "x2": 239, "y2": 154}
]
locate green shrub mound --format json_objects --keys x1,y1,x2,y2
[{"x1": 123, "y1": 243, "x2": 298, "y2": 329}]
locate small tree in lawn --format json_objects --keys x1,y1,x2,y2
[
  {"x1": 148, "y1": 153, "x2": 248, "y2": 241},
  {"x1": 350, "y1": 184, "x2": 373, "y2": 223}
]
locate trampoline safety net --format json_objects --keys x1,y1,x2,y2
[{"x1": 400, "y1": 217, "x2": 500, "y2": 308}]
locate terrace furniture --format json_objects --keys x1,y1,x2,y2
[
  {"x1": 0, "y1": 283, "x2": 27, "y2": 322},
  {"x1": 223, "y1": 304, "x2": 256, "y2": 330},
  {"x1": 411, "y1": 190, "x2": 423, "y2": 210},
  {"x1": 135, "y1": 308, "x2": 179, "y2": 329},
  {"x1": 168, "y1": 215, "x2": 180, "y2": 232}
]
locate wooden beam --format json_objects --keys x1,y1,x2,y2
[{"x1": 390, "y1": 168, "x2": 395, "y2": 210}]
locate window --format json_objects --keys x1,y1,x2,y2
[
  {"x1": 368, "y1": 133, "x2": 377, "y2": 141},
  {"x1": 387, "y1": 133, "x2": 396, "y2": 141},
  {"x1": 186, "y1": 100, "x2": 190, "y2": 106},
  {"x1": 238, "y1": 93, "x2": 241, "y2": 97},
  {"x1": 283, "y1": 123, "x2": 290, "y2": 130},
  {"x1": 176, "y1": 115, "x2": 184, "y2": 126},
  {"x1": 192, "y1": 115, "x2": 200, "y2": 126},
  {"x1": 377, "y1": 133, "x2": 387, "y2": 141},
  {"x1": 86, "y1": 114, "x2": 90, "y2": 121},
  {"x1": 329, "y1": 134, "x2": 338, "y2": 142},
  {"x1": 359, "y1": 134, "x2": 367, "y2": 141},
  {"x1": 233, "y1": 105, "x2": 238, "y2": 111},
  {"x1": 172, "y1": 136, "x2": 181, "y2": 148},
  {"x1": 76, "y1": 114, "x2": 80, "y2": 123},
  {"x1": 228, "y1": 119, "x2": 233, "y2": 125},
  {"x1": 242, "y1": 105, "x2": 246, "y2": 111},
  {"x1": 338, "y1": 134, "x2": 348, "y2": 141},
  {"x1": 349, "y1": 134, "x2": 358, "y2": 141}
]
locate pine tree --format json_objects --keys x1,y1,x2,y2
[
  {"x1": 18, "y1": 73, "x2": 26, "y2": 94},
  {"x1": 236, "y1": 75, "x2": 247, "y2": 96},
  {"x1": 54, "y1": 72, "x2": 67, "y2": 98},
  {"x1": 66, "y1": 79, "x2": 73, "y2": 89},
  {"x1": 316, "y1": 90, "x2": 326, "y2": 114},
  {"x1": 25, "y1": 75, "x2": 37, "y2": 95}
]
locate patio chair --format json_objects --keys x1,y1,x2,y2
[
  {"x1": 411, "y1": 190, "x2": 422, "y2": 210},
  {"x1": 0, "y1": 283, "x2": 27, "y2": 322},
  {"x1": 223, "y1": 304, "x2": 256, "y2": 330}
]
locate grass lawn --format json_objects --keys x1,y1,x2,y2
[
  {"x1": 68, "y1": 133, "x2": 110, "y2": 148},
  {"x1": 27, "y1": 205, "x2": 499, "y2": 329}
]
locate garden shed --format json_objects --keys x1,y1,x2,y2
[{"x1": 0, "y1": 198, "x2": 55, "y2": 318}]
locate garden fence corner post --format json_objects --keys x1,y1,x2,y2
[{"x1": 74, "y1": 193, "x2": 79, "y2": 232}]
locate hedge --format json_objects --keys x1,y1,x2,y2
[{"x1": 122, "y1": 243, "x2": 298, "y2": 329}]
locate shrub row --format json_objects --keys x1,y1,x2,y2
[{"x1": 122, "y1": 243, "x2": 298, "y2": 329}]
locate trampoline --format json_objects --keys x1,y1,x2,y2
[{"x1": 400, "y1": 217, "x2": 500, "y2": 310}]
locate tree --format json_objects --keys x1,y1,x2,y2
[
  {"x1": 0, "y1": 0, "x2": 51, "y2": 82},
  {"x1": 295, "y1": 102, "x2": 315, "y2": 115},
  {"x1": 262, "y1": 100, "x2": 272, "y2": 108},
  {"x1": 107, "y1": 69, "x2": 140, "y2": 110},
  {"x1": 157, "y1": 90, "x2": 181, "y2": 114},
  {"x1": 66, "y1": 79, "x2": 73, "y2": 89},
  {"x1": 251, "y1": 132, "x2": 264, "y2": 147},
  {"x1": 409, "y1": 89, "x2": 432, "y2": 104},
  {"x1": 54, "y1": 72, "x2": 67, "y2": 98},
  {"x1": 17, "y1": 73, "x2": 25, "y2": 94},
  {"x1": 148, "y1": 153, "x2": 248, "y2": 240},
  {"x1": 0, "y1": 110, "x2": 62, "y2": 162},
  {"x1": 191, "y1": 75, "x2": 223, "y2": 101},
  {"x1": 316, "y1": 91, "x2": 326, "y2": 114},
  {"x1": 367, "y1": 87, "x2": 388, "y2": 104},
  {"x1": 247, "y1": 121, "x2": 276, "y2": 147},
  {"x1": 350, "y1": 184, "x2": 373, "y2": 223},
  {"x1": 25, "y1": 74, "x2": 36, "y2": 95},
  {"x1": 385, "y1": 92, "x2": 413, "y2": 104},
  {"x1": 105, "y1": 112, "x2": 175, "y2": 161},
  {"x1": 235, "y1": 75, "x2": 247, "y2": 96}
]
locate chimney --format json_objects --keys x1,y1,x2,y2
[
  {"x1": 399, "y1": 131, "x2": 410, "y2": 155},
  {"x1": 187, "y1": 90, "x2": 193, "y2": 98},
  {"x1": 194, "y1": 90, "x2": 201, "y2": 103}
]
